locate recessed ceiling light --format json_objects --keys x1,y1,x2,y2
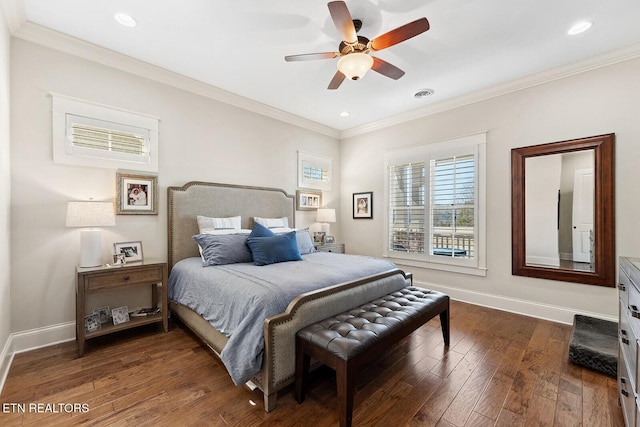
[
  {"x1": 568, "y1": 21, "x2": 592, "y2": 35},
  {"x1": 339, "y1": 111, "x2": 350, "y2": 117},
  {"x1": 114, "y1": 12, "x2": 137, "y2": 28},
  {"x1": 414, "y1": 88, "x2": 435, "y2": 98}
]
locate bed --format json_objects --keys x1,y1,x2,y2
[{"x1": 167, "y1": 181, "x2": 412, "y2": 411}]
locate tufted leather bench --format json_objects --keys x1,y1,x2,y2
[{"x1": 295, "y1": 286, "x2": 450, "y2": 427}]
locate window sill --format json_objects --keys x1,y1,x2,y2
[{"x1": 384, "y1": 256, "x2": 487, "y2": 277}]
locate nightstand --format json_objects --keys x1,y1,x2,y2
[
  {"x1": 76, "y1": 259, "x2": 168, "y2": 356},
  {"x1": 316, "y1": 243, "x2": 345, "y2": 254}
]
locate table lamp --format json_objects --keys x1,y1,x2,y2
[
  {"x1": 316, "y1": 208, "x2": 336, "y2": 235},
  {"x1": 66, "y1": 201, "x2": 116, "y2": 267}
]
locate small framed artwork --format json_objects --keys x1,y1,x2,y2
[
  {"x1": 112, "y1": 253, "x2": 126, "y2": 265},
  {"x1": 116, "y1": 171, "x2": 158, "y2": 215},
  {"x1": 84, "y1": 313, "x2": 101, "y2": 333},
  {"x1": 93, "y1": 306, "x2": 111, "y2": 324},
  {"x1": 313, "y1": 231, "x2": 326, "y2": 244},
  {"x1": 353, "y1": 192, "x2": 373, "y2": 219},
  {"x1": 325, "y1": 235, "x2": 335, "y2": 244},
  {"x1": 111, "y1": 306, "x2": 130, "y2": 326},
  {"x1": 114, "y1": 241, "x2": 143, "y2": 262},
  {"x1": 296, "y1": 190, "x2": 322, "y2": 211}
]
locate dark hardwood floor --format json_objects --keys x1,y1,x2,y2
[{"x1": 0, "y1": 300, "x2": 623, "y2": 426}]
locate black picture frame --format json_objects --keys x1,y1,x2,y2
[{"x1": 353, "y1": 192, "x2": 373, "y2": 219}]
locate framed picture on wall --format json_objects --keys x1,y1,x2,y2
[
  {"x1": 116, "y1": 171, "x2": 158, "y2": 215},
  {"x1": 353, "y1": 192, "x2": 373, "y2": 219},
  {"x1": 296, "y1": 190, "x2": 322, "y2": 211}
]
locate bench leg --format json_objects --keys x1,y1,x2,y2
[
  {"x1": 295, "y1": 338, "x2": 310, "y2": 403},
  {"x1": 440, "y1": 308, "x2": 450, "y2": 346},
  {"x1": 336, "y1": 360, "x2": 355, "y2": 427}
]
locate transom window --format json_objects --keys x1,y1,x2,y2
[{"x1": 52, "y1": 93, "x2": 159, "y2": 172}]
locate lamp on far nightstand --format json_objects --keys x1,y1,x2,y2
[
  {"x1": 316, "y1": 208, "x2": 336, "y2": 235},
  {"x1": 66, "y1": 201, "x2": 115, "y2": 267}
]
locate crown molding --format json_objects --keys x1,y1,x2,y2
[
  {"x1": 340, "y1": 41, "x2": 640, "y2": 139},
  {"x1": 11, "y1": 21, "x2": 340, "y2": 139},
  {"x1": 10, "y1": 17, "x2": 640, "y2": 141}
]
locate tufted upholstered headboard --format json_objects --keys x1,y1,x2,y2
[{"x1": 167, "y1": 181, "x2": 295, "y2": 270}]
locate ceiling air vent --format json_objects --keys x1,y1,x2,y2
[{"x1": 414, "y1": 88, "x2": 435, "y2": 98}]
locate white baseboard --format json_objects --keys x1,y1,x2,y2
[
  {"x1": 0, "y1": 321, "x2": 76, "y2": 394},
  {"x1": 413, "y1": 279, "x2": 617, "y2": 325},
  {"x1": 10, "y1": 321, "x2": 76, "y2": 354},
  {"x1": 0, "y1": 334, "x2": 15, "y2": 395}
]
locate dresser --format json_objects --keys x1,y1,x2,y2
[{"x1": 619, "y1": 257, "x2": 640, "y2": 426}]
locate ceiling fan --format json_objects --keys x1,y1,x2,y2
[{"x1": 284, "y1": 1, "x2": 430, "y2": 90}]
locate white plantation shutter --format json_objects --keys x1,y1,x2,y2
[
  {"x1": 388, "y1": 162, "x2": 426, "y2": 254},
  {"x1": 429, "y1": 154, "x2": 475, "y2": 259},
  {"x1": 66, "y1": 114, "x2": 150, "y2": 163},
  {"x1": 70, "y1": 121, "x2": 146, "y2": 156}
]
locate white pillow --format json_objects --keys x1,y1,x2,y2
[
  {"x1": 199, "y1": 228, "x2": 251, "y2": 235},
  {"x1": 254, "y1": 216, "x2": 289, "y2": 229},
  {"x1": 197, "y1": 215, "x2": 241, "y2": 233}
]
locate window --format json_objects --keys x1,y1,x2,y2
[
  {"x1": 52, "y1": 93, "x2": 159, "y2": 172},
  {"x1": 384, "y1": 133, "x2": 486, "y2": 275},
  {"x1": 298, "y1": 151, "x2": 332, "y2": 190}
]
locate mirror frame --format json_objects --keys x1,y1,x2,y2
[{"x1": 511, "y1": 134, "x2": 615, "y2": 287}]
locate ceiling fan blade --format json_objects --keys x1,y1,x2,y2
[
  {"x1": 371, "y1": 57, "x2": 405, "y2": 80},
  {"x1": 370, "y1": 17, "x2": 430, "y2": 51},
  {"x1": 328, "y1": 1, "x2": 357, "y2": 44},
  {"x1": 285, "y1": 52, "x2": 340, "y2": 62},
  {"x1": 328, "y1": 71, "x2": 346, "y2": 90}
]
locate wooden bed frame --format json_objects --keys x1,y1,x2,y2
[{"x1": 167, "y1": 181, "x2": 412, "y2": 411}]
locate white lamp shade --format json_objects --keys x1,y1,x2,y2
[
  {"x1": 316, "y1": 208, "x2": 336, "y2": 223},
  {"x1": 66, "y1": 201, "x2": 115, "y2": 227},
  {"x1": 337, "y1": 53, "x2": 374, "y2": 80},
  {"x1": 66, "y1": 201, "x2": 115, "y2": 267}
]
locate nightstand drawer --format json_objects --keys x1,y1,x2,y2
[
  {"x1": 317, "y1": 243, "x2": 345, "y2": 254},
  {"x1": 84, "y1": 266, "x2": 163, "y2": 291}
]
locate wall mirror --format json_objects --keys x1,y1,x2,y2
[{"x1": 511, "y1": 134, "x2": 615, "y2": 287}]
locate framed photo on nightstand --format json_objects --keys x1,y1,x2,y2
[
  {"x1": 111, "y1": 306, "x2": 130, "y2": 325},
  {"x1": 93, "y1": 306, "x2": 110, "y2": 324},
  {"x1": 114, "y1": 241, "x2": 143, "y2": 262},
  {"x1": 84, "y1": 313, "x2": 101, "y2": 333}
]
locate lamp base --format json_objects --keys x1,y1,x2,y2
[
  {"x1": 320, "y1": 223, "x2": 330, "y2": 234},
  {"x1": 80, "y1": 229, "x2": 103, "y2": 267}
]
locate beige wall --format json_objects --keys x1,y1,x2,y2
[
  {"x1": 340, "y1": 58, "x2": 640, "y2": 323},
  {"x1": 0, "y1": 7, "x2": 12, "y2": 355},
  {"x1": 9, "y1": 39, "x2": 340, "y2": 335}
]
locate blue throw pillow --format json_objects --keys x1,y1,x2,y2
[
  {"x1": 249, "y1": 222, "x2": 275, "y2": 238},
  {"x1": 193, "y1": 234, "x2": 253, "y2": 266},
  {"x1": 246, "y1": 231, "x2": 303, "y2": 266}
]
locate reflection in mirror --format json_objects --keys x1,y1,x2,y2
[
  {"x1": 525, "y1": 151, "x2": 594, "y2": 272},
  {"x1": 511, "y1": 134, "x2": 615, "y2": 287}
]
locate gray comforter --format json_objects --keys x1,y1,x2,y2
[{"x1": 168, "y1": 252, "x2": 396, "y2": 385}]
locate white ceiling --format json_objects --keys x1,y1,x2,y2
[{"x1": 10, "y1": 0, "x2": 640, "y2": 134}]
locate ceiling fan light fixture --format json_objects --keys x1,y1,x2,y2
[{"x1": 337, "y1": 53, "x2": 374, "y2": 81}]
